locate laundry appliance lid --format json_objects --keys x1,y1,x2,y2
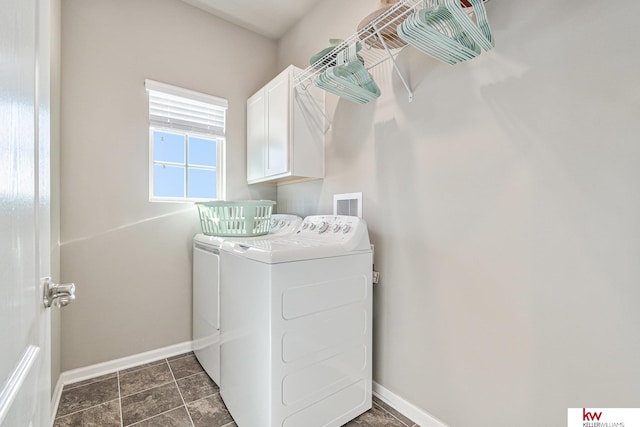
[{"x1": 221, "y1": 215, "x2": 371, "y2": 264}]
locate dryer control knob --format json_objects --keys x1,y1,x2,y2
[
  {"x1": 309, "y1": 223, "x2": 316, "y2": 230},
  {"x1": 342, "y1": 224, "x2": 351, "y2": 233},
  {"x1": 332, "y1": 224, "x2": 341, "y2": 233},
  {"x1": 318, "y1": 221, "x2": 329, "y2": 233},
  {"x1": 302, "y1": 222, "x2": 309, "y2": 230}
]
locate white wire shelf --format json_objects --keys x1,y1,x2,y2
[
  {"x1": 294, "y1": 0, "x2": 491, "y2": 103},
  {"x1": 294, "y1": 0, "x2": 423, "y2": 92}
]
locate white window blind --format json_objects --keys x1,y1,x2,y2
[{"x1": 145, "y1": 79, "x2": 228, "y2": 137}]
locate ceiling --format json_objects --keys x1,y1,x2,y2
[{"x1": 181, "y1": 0, "x2": 321, "y2": 40}]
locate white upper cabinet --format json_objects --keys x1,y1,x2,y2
[
  {"x1": 246, "y1": 90, "x2": 266, "y2": 183},
  {"x1": 247, "y1": 65, "x2": 324, "y2": 184}
]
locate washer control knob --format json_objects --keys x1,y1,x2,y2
[
  {"x1": 342, "y1": 224, "x2": 351, "y2": 233},
  {"x1": 309, "y1": 223, "x2": 316, "y2": 231},
  {"x1": 271, "y1": 218, "x2": 278, "y2": 228},
  {"x1": 302, "y1": 222, "x2": 309, "y2": 230},
  {"x1": 332, "y1": 224, "x2": 341, "y2": 233},
  {"x1": 279, "y1": 220, "x2": 286, "y2": 227},
  {"x1": 318, "y1": 221, "x2": 329, "y2": 233}
]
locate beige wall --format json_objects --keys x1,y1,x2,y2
[
  {"x1": 50, "y1": 0, "x2": 62, "y2": 393},
  {"x1": 60, "y1": 0, "x2": 277, "y2": 370},
  {"x1": 277, "y1": 1, "x2": 640, "y2": 426}
]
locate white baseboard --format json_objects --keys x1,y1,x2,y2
[
  {"x1": 51, "y1": 341, "x2": 193, "y2": 421},
  {"x1": 373, "y1": 382, "x2": 449, "y2": 427},
  {"x1": 50, "y1": 375, "x2": 65, "y2": 426},
  {"x1": 58, "y1": 341, "x2": 193, "y2": 386}
]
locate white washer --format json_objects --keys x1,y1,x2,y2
[
  {"x1": 220, "y1": 215, "x2": 373, "y2": 427},
  {"x1": 192, "y1": 214, "x2": 302, "y2": 385}
]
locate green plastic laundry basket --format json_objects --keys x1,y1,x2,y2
[{"x1": 195, "y1": 200, "x2": 276, "y2": 237}]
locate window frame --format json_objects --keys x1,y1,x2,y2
[
  {"x1": 149, "y1": 127, "x2": 225, "y2": 203},
  {"x1": 145, "y1": 79, "x2": 227, "y2": 203}
]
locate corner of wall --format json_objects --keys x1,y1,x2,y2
[{"x1": 50, "y1": 0, "x2": 62, "y2": 399}]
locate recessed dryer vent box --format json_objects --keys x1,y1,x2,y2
[{"x1": 333, "y1": 192, "x2": 362, "y2": 218}]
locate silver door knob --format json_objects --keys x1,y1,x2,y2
[{"x1": 43, "y1": 277, "x2": 76, "y2": 308}]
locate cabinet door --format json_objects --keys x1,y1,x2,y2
[
  {"x1": 265, "y1": 74, "x2": 290, "y2": 177},
  {"x1": 246, "y1": 91, "x2": 265, "y2": 182}
]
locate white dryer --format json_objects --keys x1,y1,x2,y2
[
  {"x1": 192, "y1": 214, "x2": 302, "y2": 385},
  {"x1": 219, "y1": 215, "x2": 373, "y2": 427}
]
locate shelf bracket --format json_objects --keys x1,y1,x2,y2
[
  {"x1": 297, "y1": 84, "x2": 332, "y2": 133},
  {"x1": 372, "y1": 22, "x2": 414, "y2": 102}
]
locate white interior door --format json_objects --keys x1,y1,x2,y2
[{"x1": 0, "y1": 0, "x2": 52, "y2": 425}]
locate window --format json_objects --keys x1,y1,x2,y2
[{"x1": 145, "y1": 79, "x2": 227, "y2": 202}]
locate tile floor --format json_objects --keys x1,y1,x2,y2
[{"x1": 54, "y1": 352, "x2": 419, "y2": 427}]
